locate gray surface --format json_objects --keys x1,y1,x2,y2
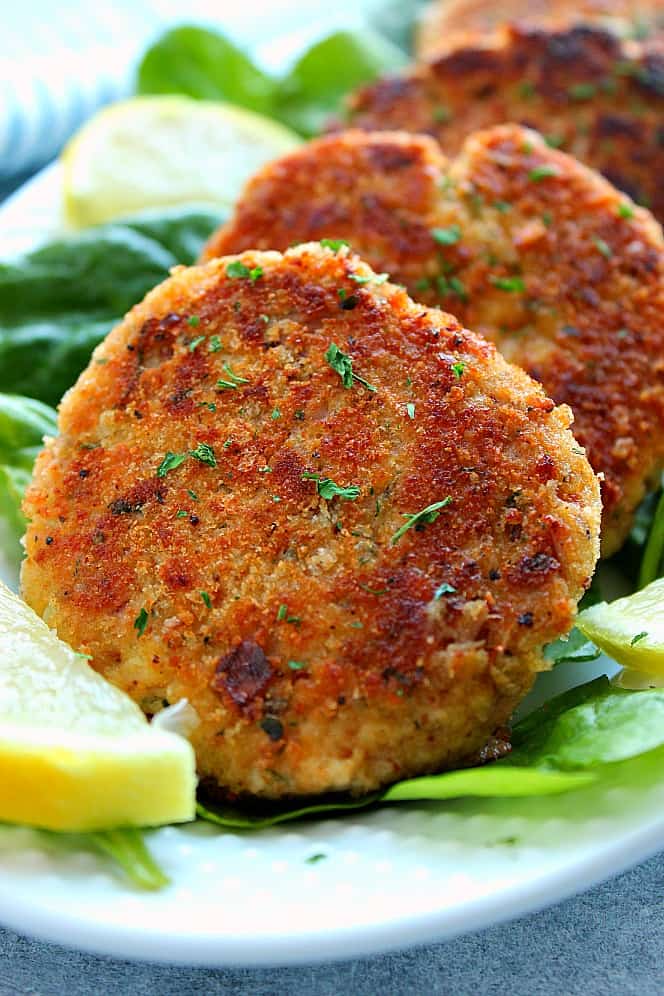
[{"x1": 1, "y1": 851, "x2": 663, "y2": 995}]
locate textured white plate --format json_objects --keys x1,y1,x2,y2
[{"x1": 2, "y1": 32, "x2": 664, "y2": 970}]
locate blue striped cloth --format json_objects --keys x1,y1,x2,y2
[{"x1": 0, "y1": 0, "x2": 367, "y2": 186}]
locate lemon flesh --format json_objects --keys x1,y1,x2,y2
[
  {"x1": 577, "y1": 578, "x2": 664, "y2": 676},
  {"x1": 62, "y1": 95, "x2": 301, "y2": 228},
  {"x1": 0, "y1": 580, "x2": 196, "y2": 831}
]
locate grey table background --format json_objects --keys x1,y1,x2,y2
[{"x1": 1, "y1": 852, "x2": 663, "y2": 995}]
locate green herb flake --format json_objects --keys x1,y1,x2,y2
[
  {"x1": 288, "y1": 661, "x2": 307, "y2": 671},
  {"x1": 618, "y1": 202, "x2": 635, "y2": 219},
  {"x1": 200, "y1": 591, "x2": 212, "y2": 609},
  {"x1": 320, "y1": 238, "x2": 349, "y2": 252},
  {"x1": 277, "y1": 604, "x2": 288, "y2": 622},
  {"x1": 176, "y1": 510, "x2": 188, "y2": 519},
  {"x1": 190, "y1": 443, "x2": 217, "y2": 468},
  {"x1": 350, "y1": 271, "x2": 389, "y2": 285},
  {"x1": 490, "y1": 275, "x2": 525, "y2": 293},
  {"x1": 294, "y1": 410, "x2": 305, "y2": 421},
  {"x1": 187, "y1": 315, "x2": 201, "y2": 328},
  {"x1": 406, "y1": 402, "x2": 415, "y2": 419},
  {"x1": 544, "y1": 134, "x2": 565, "y2": 149},
  {"x1": 630, "y1": 631, "x2": 648, "y2": 646},
  {"x1": 542, "y1": 211, "x2": 553, "y2": 228},
  {"x1": 593, "y1": 236, "x2": 613, "y2": 259},
  {"x1": 391, "y1": 497, "x2": 453, "y2": 545},
  {"x1": 433, "y1": 105, "x2": 452, "y2": 123},
  {"x1": 217, "y1": 362, "x2": 250, "y2": 390},
  {"x1": 157, "y1": 451, "x2": 188, "y2": 478},
  {"x1": 568, "y1": 82, "x2": 597, "y2": 101},
  {"x1": 519, "y1": 80, "x2": 536, "y2": 99},
  {"x1": 325, "y1": 342, "x2": 377, "y2": 393},
  {"x1": 249, "y1": 266, "x2": 264, "y2": 283},
  {"x1": 302, "y1": 472, "x2": 360, "y2": 502},
  {"x1": 187, "y1": 490, "x2": 199, "y2": 501},
  {"x1": 305, "y1": 853, "x2": 327, "y2": 864},
  {"x1": 208, "y1": 335, "x2": 222, "y2": 353},
  {"x1": 188, "y1": 335, "x2": 206, "y2": 352},
  {"x1": 494, "y1": 200, "x2": 511, "y2": 213},
  {"x1": 259, "y1": 465, "x2": 272, "y2": 474},
  {"x1": 529, "y1": 165, "x2": 558, "y2": 182},
  {"x1": 434, "y1": 582, "x2": 457, "y2": 599},
  {"x1": 431, "y1": 224, "x2": 462, "y2": 246},
  {"x1": 134, "y1": 608, "x2": 149, "y2": 637},
  {"x1": 226, "y1": 261, "x2": 251, "y2": 279},
  {"x1": 271, "y1": 407, "x2": 281, "y2": 420},
  {"x1": 451, "y1": 361, "x2": 466, "y2": 380}
]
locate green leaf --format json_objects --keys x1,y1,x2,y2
[
  {"x1": 0, "y1": 208, "x2": 224, "y2": 406},
  {"x1": 509, "y1": 676, "x2": 664, "y2": 769},
  {"x1": 137, "y1": 25, "x2": 275, "y2": 115},
  {"x1": 382, "y1": 766, "x2": 593, "y2": 801},
  {"x1": 544, "y1": 625, "x2": 600, "y2": 666},
  {"x1": 302, "y1": 473, "x2": 360, "y2": 501},
  {"x1": 276, "y1": 30, "x2": 407, "y2": 136},
  {"x1": 197, "y1": 794, "x2": 382, "y2": 830},
  {"x1": 87, "y1": 829, "x2": 169, "y2": 890},
  {"x1": 639, "y1": 488, "x2": 664, "y2": 587},
  {"x1": 0, "y1": 393, "x2": 58, "y2": 568}
]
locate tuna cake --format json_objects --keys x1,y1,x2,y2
[
  {"x1": 21, "y1": 244, "x2": 600, "y2": 799},
  {"x1": 202, "y1": 125, "x2": 664, "y2": 555},
  {"x1": 345, "y1": 23, "x2": 664, "y2": 225},
  {"x1": 416, "y1": 0, "x2": 664, "y2": 59}
]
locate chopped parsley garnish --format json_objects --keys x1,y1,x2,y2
[
  {"x1": 277, "y1": 604, "x2": 288, "y2": 621},
  {"x1": 187, "y1": 315, "x2": 201, "y2": 328},
  {"x1": 325, "y1": 343, "x2": 377, "y2": 392},
  {"x1": 249, "y1": 266, "x2": 264, "y2": 282},
  {"x1": 271, "y1": 407, "x2": 281, "y2": 420},
  {"x1": 630, "y1": 631, "x2": 648, "y2": 646},
  {"x1": 519, "y1": 80, "x2": 536, "y2": 99},
  {"x1": 494, "y1": 200, "x2": 511, "y2": 213},
  {"x1": 208, "y1": 335, "x2": 222, "y2": 353},
  {"x1": 451, "y1": 361, "x2": 466, "y2": 380},
  {"x1": 187, "y1": 490, "x2": 199, "y2": 501},
  {"x1": 529, "y1": 165, "x2": 558, "y2": 182},
  {"x1": 568, "y1": 82, "x2": 596, "y2": 101},
  {"x1": 434, "y1": 582, "x2": 457, "y2": 599},
  {"x1": 294, "y1": 410, "x2": 305, "y2": 420},
  {"x1": 406, "y1": 402, "x2": 415, "y2": 419},
  {"x1": 188, "y1": 335, "x2": 206, "y2": 352},
  {"x1": 542, "y1": 211, "x2": 553, "y2": 228},
  {"x1": 490, "y1": 275, "x2": 525, "y2": 293},
  {"x1": 288, "y1": 660, "x2": 307, "y2": 671},
  {"x1": 431, "y1": 224, "x2": 462, "y2": 245},
  {"x1": 618, "y1": 202, "x2": 635, "y2": 219},
  {"x1": 200, "y1": 591, "x2": 212, "y2": 609},
  {"x1": 217, "y1": 363, "x2": 249, "y2": 390},
  {"x1": 191, "y1": 443, "x2": 217, "y2": 468},
  {"x1": 593, "y1": 236, "x2": 613, "y2": 259},
  {"x1": 157, "y1": 451, "x2": 188, "y2": 478},
  {"x1": 302, "y1": 473, "x2": 360, "y2": 501},
  {"x1": 305, "y1": 852, "x2": 327, "y2": 863},
  {"x1": 391, "y1": 497, "x2": 453, "y2": 545},
  {"x1": 199, "y1": 402, "x2": 217, "y2": 413},
  {"x1": 226, "y1": 261, "x2": 251, "y2": 279},
  {"x1": 134, "y1": 608, "x2": 149, "y2": 637},
  {"x1": 544, "y1": 134, "x2": 565, "y2": 149},
  {"x1": 320, "y1": 238, "x2": 349, "y2": 252},
  {"x1": 176, "y1": 510, "x2": 188, "y2": 518},
  {"x1": 350, "y1": 271, "x2": 389, "y2": 285}
]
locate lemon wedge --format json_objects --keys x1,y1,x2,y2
[
  {"x1": 62, "y1": 95, "x2": 301, "y2": 227},
  {"x1": 0, "y1": 580, "x2": 196, "y2": 831},
  {"x1": 577, "y1": 578, "x2": 664, "y2": 676}
]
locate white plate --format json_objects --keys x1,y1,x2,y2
[{"x1": 1, "y1": 25, "x2": 663, "y2": 971}]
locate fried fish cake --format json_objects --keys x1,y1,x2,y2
[
  {"x1": 345, "y1": 24, "x2": 664, "y2": 224},
  {"x1": 21, "y1": 244, "x2": 600, "y2": 800},
  {"x1": 416, "y1": 0, "x2": 664, "y2": 59},
  {"x1": 202, "y1": 127, "x2": 664, "y2": 555}
]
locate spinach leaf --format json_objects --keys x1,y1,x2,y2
[
  {"x1": 0, "y1": 394, "x2": 57, "y2": 569},
  {"x1": 136, "y1": 25, "x2": 405, "y2": 138},
  {"x1": 509, "y1": 676, "x2": 664, "y2": 768},
  {"x1": 275, "y1": 30, "x2": 407, "y2": 136},
  {"x1": 639, "y1": 488, "x2": 664, "y2": 588},
  {"x1": 137, "y1": 25, "x2": 275, "y2": 115},
  {"x1": 0, "y1": 207, "x2": 224, "y2": 406}
]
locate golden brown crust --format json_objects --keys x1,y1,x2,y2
[
  {"x1": 21, "y1": 244, "x2": 600, "y2": 799},
  {"x1": 345, "y1": 24, "x2": 664, "y2": 226},
  {"x1": 416, "y1": 0, "x2": 664, "y2": 59},
  {"x1": 203, "y1": 127, "x2": 664, "y2": 554}
]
